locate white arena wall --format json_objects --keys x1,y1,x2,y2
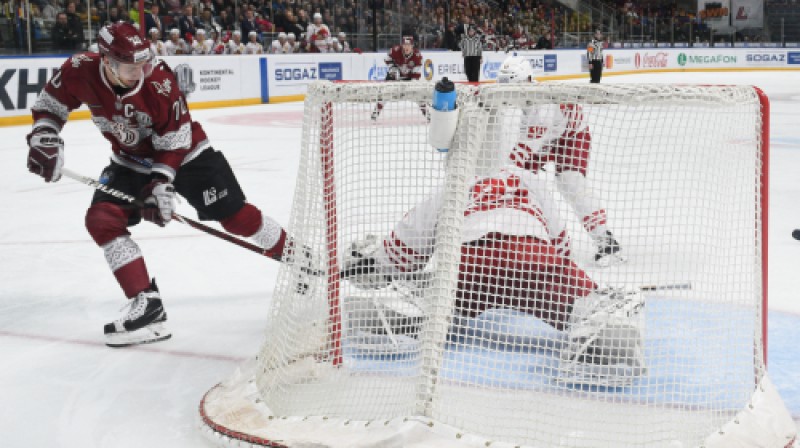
[{"x1": 1, "y1": 47, "x2": 799, "y2": 125}]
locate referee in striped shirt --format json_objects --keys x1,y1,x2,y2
[
  {"x1": 460, "y1": 25, "x2": 483, "y2": 83},
  {"x1": 587, "y1": 29, "x2": 604, "y2": 83}
]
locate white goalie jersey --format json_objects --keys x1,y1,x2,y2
[
  {"x1": 376, "y1": 169, "x2": 550, "y2": 275},
  {"x1": 515, "y1": 103, "x2": 587, "y2": 154}
]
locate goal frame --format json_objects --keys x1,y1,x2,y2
[{"x1": 199, "y1": 81, "x2": 796, "y2": 448}]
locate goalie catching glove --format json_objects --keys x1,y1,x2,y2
[
  {"x1": 139, "y1": 177, "x2": 176, "y2": 227},
  {"x1": 342, "y1": 234, "x2": 392, "y2": 289},
  {"x1": 26, "y1": 127, "x2": 64, "y2": 183}
]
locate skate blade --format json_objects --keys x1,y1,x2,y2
[
  {"x1": 595, "y1": 253, "x2": 627, "y2": 268},
  {"x1": 106, "y1": 322, "x2": 172, "y2": 348}
]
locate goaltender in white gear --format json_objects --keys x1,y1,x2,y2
[
  {"x1": 343, "y1": 108, "x2": 647, "y2": 385},
  {"x1": 497, "y1": 55, "x2": 625, "y2": 267}
]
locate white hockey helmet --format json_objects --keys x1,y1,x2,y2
[
  {"x1": 287, "y1": 32, "x2": 296, "y2": 41},
  {"x1": 497, "y1": 56, "x2": 536, "y2": 84},
  {"x1": 278, "y1": 32, "x2": 287, "y2": 39}
]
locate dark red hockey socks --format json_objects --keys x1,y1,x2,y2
[
  {"x1": 86, "y1": 202, "x2": 152, "y2": 298},
  {"x1": 221, "y1": 203, "x2": 288, "y2": 260}
]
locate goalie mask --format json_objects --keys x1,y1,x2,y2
[
  {"x1": 98, "y1": 22, "x2": 156, "y2": 88},
  {"x1": 497, "y1": 56, "x2": 535, "y2": 84}
]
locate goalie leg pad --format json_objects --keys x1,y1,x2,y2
[
  {"x1": 344, "y1": 285, "x2": 425, "y2": 355},
  {"x1": 558, "y1": 287, "x2": 646, "y2": 387}
]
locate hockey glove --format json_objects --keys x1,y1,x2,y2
[
  {"x1": 26, "y1": 128, "x2": 64, "y2": 182},
  {"x1": 139, "y1": 177, "x2": 176, "y2": 227},
  {"x1": 342, "y1": 235, "x2": 391, "y2": 289},
  {"x1": 386, "y1": 66, "x2": 400, "y2": 81}
]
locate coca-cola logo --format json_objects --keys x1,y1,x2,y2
[{"x1": 634, "y1": 52, "x2": 669, "y2": 69}]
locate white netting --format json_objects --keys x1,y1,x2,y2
[{"x1": 199, "y1": 82, "x2": 796, "y2": 448}]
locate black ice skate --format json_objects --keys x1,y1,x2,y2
[
  {"x1": 104, "y1": 279, "x2": 171, "y2": 348},
  {"x1": 594, "y1": 230, "x2": 626, "y2": 268}
]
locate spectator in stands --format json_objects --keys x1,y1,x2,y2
[
  {"x1": 41, "y1": 0, "x2": 58, "y2": 21},
  {"x1": 65, "y1": 1, "x2": 84, "y2": 48},
  {"x1": 307, "y1": 12, "x2": 330, "y2": 52},
  {"x1": 218, "y1": 9, "x2": 236, "y2": 31},
  {"x1": 164, "y1": 0, "x2": 181, "y2": 14},
  {"x1": 227, "y1": 30, "x2": 245, "y2": 54},
  {"x1": 332, "y1": 31, "x2": 351, "y2": 53},
  {"x1": 106, "y1": 5, "x2": 122, "y2": 24},
  {"x1": 269, "y1": 32, "x2": 288, "y2": 53},
  {"x1": 286, "y1": 32, "x2": 298, "y2": 53},
  {"x1": 191, "y1": 28, "x2": 213, "y2": 54},
  {"x1": 165, "y1": 28, "x2": 188, "y2": 54},
  {"x1": 52, "y1": 12, "x2": 81, "y2": 50},
  {"x1": 240, "y1": 7, "x2": 259, "y2": 41},
  {"x1": 149, "y1": 27, "x2": 167, "y2": 55},
  {"x1": 200, "y1": 0, "x2": 215, "y2": 15},
  {"x1": 210, "y1": 29, "x2": 226, "y2": 53},
  {"x1": 282, "y1": 10, "x2": 305, "y2": 37},
  {"x1": 201, "y1": 8, "x2": 221, "y2": 34},
  {"x1": 143, "y1": 2, "x2": 164, "y2": 38},
  {"x1": 442, "y1": 22, "x2": 458, "y2": 50},
  {"x1": 535, "y1": 28, "x2": 552, "y2": 49},
  {"x1": 178, "y1": 4, "x2": 200, "y2": 40},
  {"x1": 245, "y1": 30, "x2": 264, "y2": 54},
  {"x1": 296, "y1": 9, "x2": 310, "y2": 33},
  {"x1": 255, "y1": 10, "x2": 274, "y2": 33},
  {"x1": 454, "y1": 15, "x2": 471, "y2": 41},
  {"x1": 93, "y1": 1, "x2": 108, "y2": 25}
]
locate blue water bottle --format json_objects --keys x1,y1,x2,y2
[{"x1": 432, "y1": 77, "x2": 456, "y2": 112}]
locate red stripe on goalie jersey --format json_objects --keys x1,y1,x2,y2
[
  {"x1": 582, "y1": 209, "x2": 608, "y2": 233},
  {"x1": 384, "y1": 233, "x2": 429, "y2": 272},
  {"x1": 465, "y1": 175, "x2": 547, "y2": 226},
  {"x1": 511, "y1": 130, "x2": 592, "y2": 175},
  {"x1": 30, "y1": 54, "x2": 208, "y2": 179},
  {"x1": 385, "y1": 45, "x2": 423, "y2": 80}
]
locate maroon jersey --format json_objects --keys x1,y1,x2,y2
[
  {"x1": 31, "y1": 53, "x2": 209, "y2": 181},
  {"x1": 384, "y1": 45, "x2": 423, "y2": 80}
]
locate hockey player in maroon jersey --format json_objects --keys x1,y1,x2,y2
[
  {"x1": 371, "y1": 36, "x2": 427, "y2": 121},
  {"x1": 25, "y1": 23, "x2": 306, "y2": 348},
  {"x1": 497, "y1": 56, "x2": 624, "y2": 266}
]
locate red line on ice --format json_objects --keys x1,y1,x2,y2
[{"x1": 0, "y1": 329, "x2": 246, "y2": 363}]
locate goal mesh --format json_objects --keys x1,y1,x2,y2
[{"x1": 200, "y1": 81, "x2": 793, "y2": 448}]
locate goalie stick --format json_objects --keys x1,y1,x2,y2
[
  {"x1": 61, "y1": 168, "x2": 280, "y2": 261},
  {"x1": 640, "y1": 282, "x2": 692, "y2": 291}
]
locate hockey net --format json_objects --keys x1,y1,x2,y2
[{"x1": 199, "y1": 81, "x2": 796, "y2": 447}]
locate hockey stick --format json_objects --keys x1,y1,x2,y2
[
  {"x1": 60, "y1": 168, "x2": 279, "y2": 261},
  {"x1": 640, "y1": 282, "x2": 692, "y2": 292}
]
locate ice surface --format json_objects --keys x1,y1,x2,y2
[{"x1": 0, "y1": 71, "x2": 797, "y2": 447}]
